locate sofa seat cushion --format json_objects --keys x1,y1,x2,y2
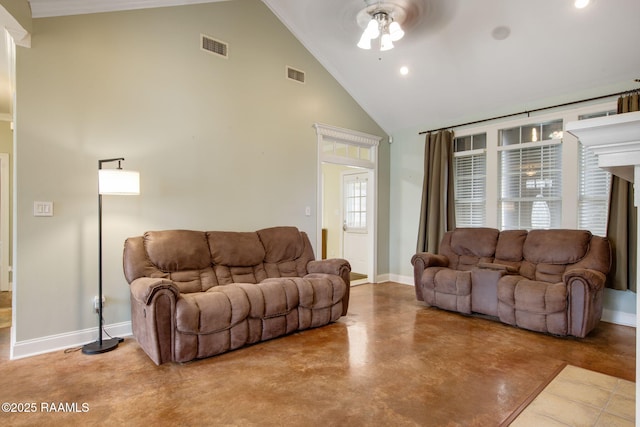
[
  {"x1": 173, "y1": 284, "x2": 255, "y2": 361},
  {"x1": 298, "y1": 274, "x2": 347, "y2": 328},
  {"x1": 176, "y1": 285, "x2": 251, "y2": 334},
  {"x1": 497, "y1": 275, "x2": 568, "y2": 335},
  {"x1": 174, "y1": 275, "x2": 345, "y2": 340},
  {"x1": 419, "y1": 267, "x2": 472, "y2": 314}
]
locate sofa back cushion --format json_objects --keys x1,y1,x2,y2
[
  {"x1": 519, "y1": 229, "x2": 594, "y2": 282},
  {"x1": 257, "y1": 226, "x2": 315, "y2": 278},
  {"x1": 523, "y1": 229, "x2": 591, "y2": 264},
  {"x1": 494, "y1": 230, "x2": 527, "y2": 262},
  {"x1": 433, "y1": 228, "x2": 609, "y2": 284},
  {"x1": 492, "y1": 230, "x2": 527, "y2": 272},
  {"x1": 571, "y1": 235, "x2": 611, "y2": 273},
  {"x1": 123, "y1": 226, "x2": 318, "y2": 292},
  {"x1": 208, "y1": 231, "x2": 265, "y2": 266},
  {"x1": 207, "y1": 231, "x2": 268, "y2": 285},
  {"x1": 441, "y1": 228, "x2": 499, "y2": 270},
  {"x1": 142, "y1": 230, "x2": 219, "y2": 293},
  {"x1": 146, "y1": 230, "x2": 210, "y2": 271},
  {"x1": 450, "y1": 228, "x2": 500, "y2": 257}
]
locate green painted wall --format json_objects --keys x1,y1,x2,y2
[{"x1": 14, "y1": 0, "x2": 389, "y2": 342}]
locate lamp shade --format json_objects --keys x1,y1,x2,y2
[{"x1": 99, "y1": 169, "x2": 140, "y2": 195}]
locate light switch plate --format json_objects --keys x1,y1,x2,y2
[{"x1": 34, "y1": 201, "x2": 53, "y2": 217}]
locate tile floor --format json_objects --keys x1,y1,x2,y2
[{"x1": 511, "y1": 365, "x2": 635, "y2": 426}]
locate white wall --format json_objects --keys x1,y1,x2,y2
[
  {"x1": 389, "y1": 100, "x2": 636, "y2": 324},
  {"x1": 13, "y1": 0, "x2": 388, "y2": 348}
]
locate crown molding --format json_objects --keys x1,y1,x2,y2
[
  {"x1": 313, "y1": 122, "x2": 382, "y2": 147},
  {"x1": 28, "y1": 0, "x2": 230, "y2": 18}
]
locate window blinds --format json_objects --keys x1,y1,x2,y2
[
  {"x1": 454, "y1": 152, "x2": 487, "y2": 227},
  {"x1": 578, "y1": 142, "x2": 611, "y2": 236},
  {"x1": 499, "y1": 143, "x2": 562, "y2": 230}
]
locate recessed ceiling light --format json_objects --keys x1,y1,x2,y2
[
  {"x1": 400, "y1": 66, "x2": 409, "y2": 76},
  {"x1": 574, "y1": 0, "x2": 590, "y2": 9},
  {"x1": 491, "y1": 26, "x2": 511, "y2": 40}
]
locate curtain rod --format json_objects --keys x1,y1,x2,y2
[{"x1": 418, "y1": 87, "x2": 640, "y2": 135}]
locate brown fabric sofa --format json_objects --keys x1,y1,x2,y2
[
  {"x1": 123, "y1": 226, "x2": 351, "y2": 364},
  {"x1": 411, "y1": 228, "x2": 611, "y2": 338}
]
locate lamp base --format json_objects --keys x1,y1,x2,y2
[{"x1": 82, "y1": 338, "x2": 122, "y2": 355}]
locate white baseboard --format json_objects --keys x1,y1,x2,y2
[
  {"x1": 11, "y1": 321, "x2": 132, "y2": 360},
  {"x1": 602, "y1": 309, "x2": 637, "y2": 327},
  {"x1": 374, "y1": 273, "x2": 390, "y2": 283},
  {"x1": 385, "y1": 274, "x2": 413, "y2": 285}
]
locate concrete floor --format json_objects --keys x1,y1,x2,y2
[{"x1": 0, "y1": 282, "x2": 635, "y2": 426}]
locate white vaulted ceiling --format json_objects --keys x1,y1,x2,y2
[{"x1": 24, "y1": 0, "x2": 640, "y2": 134}]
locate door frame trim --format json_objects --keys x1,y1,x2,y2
[
  {"x1": 313, "y1": 123, "x2": 381, "y2": 283},
  {"x1": 0, "y1": 152, "x2": 8, "y2": 292}
]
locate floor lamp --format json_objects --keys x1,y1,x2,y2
[{"x1": 82, "y1": 157, "x2": 140, "y2": 355}]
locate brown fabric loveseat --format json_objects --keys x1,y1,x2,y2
[
  {"x1": 411, "y1": 228, "x2": 611, "y2": 338},
  {"x1": 123, "y1": 226, "x2": 350, "y2": 364}
]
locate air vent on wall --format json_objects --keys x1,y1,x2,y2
[
  {"x1": 287, "y1": 66, "x2": 306, "y2": 84},
  {"x1": 201, "y1": 34, "x2": 228, "y2": 58}
]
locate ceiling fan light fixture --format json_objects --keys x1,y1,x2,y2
[
  {"x1": 380, "y1": 33, "x2": 394, "y2": 51},
  {"x1": 364, "y1": 18, "x2": 380, "y2": 39},
  {"x1": 356, "y1": 3, "x2": 407, "y2": 52},
  {"x1": 389, "y1": 21, "x2": 404, "y2": 42},
  {"x1": 357, "y1": 33, "x2": 372, "y2": 49}
]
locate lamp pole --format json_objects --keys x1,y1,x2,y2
[{"x1": 82, "y1": 158, "x2": 128, "y2": 355}]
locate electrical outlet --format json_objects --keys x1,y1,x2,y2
[{"x1": 93, "y1": 295, "x2": 106, "y2": 312}]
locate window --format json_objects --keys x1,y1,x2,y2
[
  {"x1": 498, "y1": 120, "x2": 563, "y2": 230},
  {"x1": 321, "y1": 140, "x2": 373, "y2": 163},
  {"x1": 577, "y1": 111, "x2": 615, "y2": 236},
  {"x1": 344, "y1": 174, "x2": 367, "y2": 230},
  {"x1": 454, "y1": 133, "x2": 487, "y2": 227}
]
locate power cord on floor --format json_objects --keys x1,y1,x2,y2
[{"x1": 63, "y1": 315, "x2": 124, "y2": 354}]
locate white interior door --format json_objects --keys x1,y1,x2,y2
[
  {"x1": 0, "y1": 153, "x2": 8, "y2": 292},
  {"x1": 342, "y1": 171, "x2": 369, "y2": 277},
  {"x1": 314, "y1": 123, "x2": 381, "y2": 285}
]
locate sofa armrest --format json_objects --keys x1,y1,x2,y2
[
  {"x1": 307, "y1": 259, "x2": 351, "y2": 316},
  {"x1": 563, "y1": 268, "x2": 607, "y2": 291},
  {"x1": 130, "y1": 277, "x2": 180, "y2": 305},
  {"x1": 411, "y1": 253, "x2": 449, "y2": 269},
  {"x1": 307, "y1": 258, "x2": 351, "y2": 277},
  {"x1": 563, "y1": 268, "x2": 607, "y2": 338},
  {"x1": 129, "y1": 277, "x2": 180, "y2": 365},
  {"x1": 411, "y1": 253, "x2": 450, "y2": 302}
]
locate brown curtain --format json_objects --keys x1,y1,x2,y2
[
  {"x1": 618, "y1": 92, "x2": 639, "y2": 113},
  {"x1": 606, "y1": 92, "x2": 639, "y2": 291},
  {"x1": 416, "y1": 130, "x2": 455, "y2": 253}
]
